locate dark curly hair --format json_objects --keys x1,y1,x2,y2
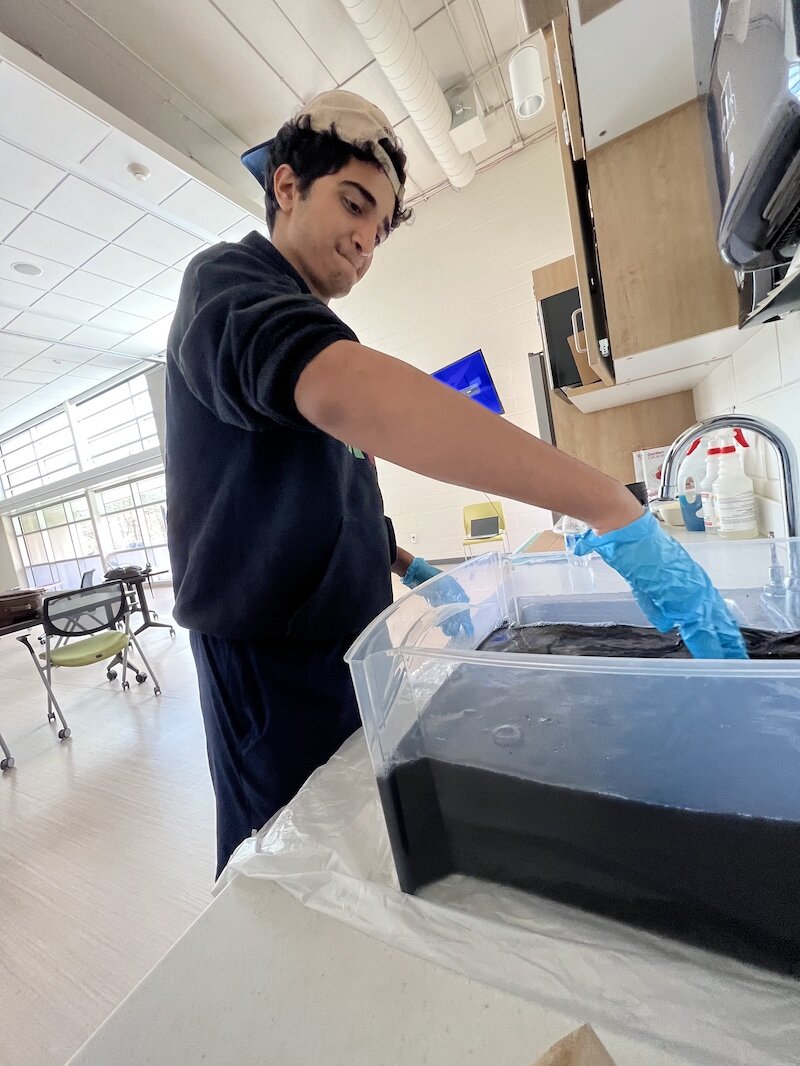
[{"x1": 264, "y1": 115, "x2": 413, "y2": 234}]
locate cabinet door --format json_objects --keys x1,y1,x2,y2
[
  {"x1": 586, "y1": 99, "x2": 739, "y2": 360},
  {"x1": 552, "y1": 15, "x2": 584, "y2": 162},
  {"x1": 541, "y1": 287, "x2": 583, "y2": 389},
  {"x1": 543, "y1": 21, "x2": 615, "y2": 387}
]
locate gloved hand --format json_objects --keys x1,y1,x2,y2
[
  {"x1": 574, "y1": 510, "x2": 748, "y2": 660},
  {"x1": 402, "y1": 557, "x2": 474, "y2": 638}
]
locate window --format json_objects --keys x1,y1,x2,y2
[
  {"x1": 0, "y1": 412, "x2": 80, "y2": 500},
  {"x1": 95, "y1": 473, "x2": 170, "y2": 575},
  {"x1": 77, "y1": 376, "x2": 158, "y2": 467},
  {"x1": 12, "y1": 494, "x2": 101, "y2": 589}
]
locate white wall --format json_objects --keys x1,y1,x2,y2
[
  {"x1": 336, "y1": 136, "x2": 572, "y2": 559},
  {"x1": 693, "y1": 317, "x2": 800, "y2": 537}
]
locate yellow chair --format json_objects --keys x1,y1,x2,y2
[{"x1": 462, "y1": 501, "x2": 510, "y2": 557}]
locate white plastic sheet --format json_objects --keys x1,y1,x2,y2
[{"x1": 220, "y1": 733, "x2": 800, "y2": 1066}]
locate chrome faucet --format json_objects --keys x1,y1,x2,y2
[{"x1": 658, "y1": 413, "x2": 799, "y2": 538}]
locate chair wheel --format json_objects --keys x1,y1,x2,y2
[
  {"x1": 107, "y1": 670, "x2": 117, "y2": 681},
  {"x1": 47, "y1": 710, "x2": 56, "y2": 722},
  {"x1": 122, "y1": 680, "x2": 130, "y2": 691},
  {"x1": 154, "y1": 686, "x2": 161, "y2": 697},
  {"x1": 169, "y1": 628, "x2": 176, "y2": 638},
  {"x1": 58, "y1": 727, "x2": 71, "y2": 740},
  {"x1": 135, "y1": 672, "x2": 147, "y2": 683},
  {"x1": 1, "y1": 756, "x2": 14, "y2": 771},
  {"x1": 151, "y1": 611, "x2": 159, "y2": 620}
]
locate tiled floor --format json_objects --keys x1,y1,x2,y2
[{"x1": 0, "y1": 590, "x2": 216, "y2": 1066}]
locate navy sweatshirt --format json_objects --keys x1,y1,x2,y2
[{"x1": 165, "y1": 232, "x2": 396, "y2": 641}]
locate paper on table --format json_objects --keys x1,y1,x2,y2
[{"x1": 532, "y1": 1025, "x2": 616, "y2": 1066}]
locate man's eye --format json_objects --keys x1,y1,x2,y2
[{"x1": 345, "y1": 198, "x2": 361, "y2": 215}]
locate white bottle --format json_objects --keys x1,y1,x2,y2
[
  {"x1": 713, "y1": 431, "x2": 758, "y2": 540},
  {"x1": 700, "y1": 437, "x2": 724, "y2": 533}
]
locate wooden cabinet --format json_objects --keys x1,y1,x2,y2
[
  {"x1": 586, "y1": 99, "x2": 739, "y2": 360},
  {"x1": 543, "y1": 21, "x2": 614, "y2": 387},
  {"x1": 541, "y1": 10, "x2": 740, "y2": 411},
  {"x1": 532, "y1": 256, "x2": 600, "y2": 389}
]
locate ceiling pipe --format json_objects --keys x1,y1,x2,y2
[{"x1": 338, "y1": 0, "x2": 477, "y2": 189}]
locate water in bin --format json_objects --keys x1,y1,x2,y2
[{"x1": 349, "y1": 541, "x2": 800, "y2": 977}]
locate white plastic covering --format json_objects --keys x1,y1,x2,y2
[{"x1": 220, "y1": 734, "x2": 799, "y2": 1066}]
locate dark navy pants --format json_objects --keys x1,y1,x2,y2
[{"x1": 190, "y1": 631, "x2": 361, "y2": 878}]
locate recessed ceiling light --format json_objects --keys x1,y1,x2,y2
[
  {"x1": 11, "y1": 261, "x2": 43, "y2": 277},
  {"x1": 127, "y1": 162, "x2": 151, "y2": 182}
]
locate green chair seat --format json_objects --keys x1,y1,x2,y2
[{"x1": 49, "y1": 631, "x2": 129, "y2": 668}]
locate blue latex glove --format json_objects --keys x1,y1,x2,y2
[
  {"x1": 402, "y1": 557, "x2": 474, "y2": 638},
  {"x1": 573, "y1": 510, "x2": 748, "y2": 660}
]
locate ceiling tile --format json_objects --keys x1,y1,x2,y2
[
  {"x1": 341, "y1": 66, "x2": 408, "y2": 127},
  {"x1": 80, "y1": 132, "x2": 190, "y2": 205},
  {"x1": 0, "y1": 62, "x2": 109, "y2": 164},
  {"x1": 31, "y1": 292, "x2": 105, "y2": 323},
  {"x1": 7, "y1": 311, "x2": 77, "y2": 341},
  {"x1": 81, "y1": 245, "x2": 163, "y2": 286},
  {"x1": 0, "y1": 247, "x2": 72, "y2": 291},
  {"x1": 0, "y1": 140, "x2": 66, "y2": 210},
  {"x1": 3, "y1": 366, "x2": 58, "y2": 385},
  {"x1": 114, "y1": 215, "x2": 204, "y2": 266},
  {"x1": 0, "y1": 277, "x2": 43, "y2": 308},
  {"x1": 0, "y1": 350, "x2": 30, "y2": 372},
  {"x1": 113, "y1": 316, "x2": 173, "y2": 356},
  {"x1": 0, "y1": 335, "x2": 51, "y2": 357},
  {"x1": 220, "y1": 217, "x2": 268, "y2": 242},
  {"x1": 475, "y1": 0, "x2": 520, "y2": 63},
  {"x1": 173, "y1": 246, "x2": 211, "y2": 271},
  {"x1": 25, "y1": 353, "x2": 85, "y2": 375},
  {"x1": 213, "y1": 0, "x2": 336, "y2": 102},
  {"x1": 0, "y1": 198, "x2": 28, "y2": 241},
  {"x1": 7, "y1": 214, "x2": 105, "y2": 268},
  {"x1": 64, "y1": 361, "x2": 120, "y2": 382},
  {"x1": 0, "y1": 308, "x2": 17, "y2": 328},
  {"x1": 41, "y1": 343, "x2": 95, "y2": 364},
  {"x1": 159, "y1": 180, "x2": 246, "y2": 234},
  {"x1": 65, "y1": 324, "x2": 128, "y2": 350},
  {"x1": 53, "y1": 270, "x2": 133, "y2": 305},
  {"x1": 37, "y1": 175, "x2": 145, "y2": 242},
  {"x1": 89, "y1": 307, "x2": 150, "y2": 334},
  {"x1": 90, "y1": 352, "x2": 139, "y2": 370},
  {"x1": 112, "y1": 289, "x2": 175, "y2": 320},
  {"x1": 140, "y1": 268, "x2": 184, "y2": 299},
  {"x1": 274, "y1": 0, "x2": 373, "y2": 83},
  {"x1": 0, "y1": 379, "x2": 38, "y2": 401}
]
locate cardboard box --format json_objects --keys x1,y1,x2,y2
[{"x1": 632, "y1": 446, "x2": 669, "y2": 501}]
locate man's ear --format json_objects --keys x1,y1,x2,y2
[{"x1": 273, "y1": 163, "x2": 299, "y2": 216}]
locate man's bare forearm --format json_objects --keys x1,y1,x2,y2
[{"x1": 295, "y1": 340, "x2": 642, "y2": 534}]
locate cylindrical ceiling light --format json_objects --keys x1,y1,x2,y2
[{"x1": 509, "y1": 41, "x2": 546, "y2": 119}]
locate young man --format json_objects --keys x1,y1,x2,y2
[{"x1": 166, "y1": 90, "x2": 745, "y2": 877}]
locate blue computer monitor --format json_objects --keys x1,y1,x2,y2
[{"x1": 432, "y1": 349, "x2": 504, "y2": 415}]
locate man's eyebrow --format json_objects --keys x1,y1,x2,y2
[{"x1": 340, "y1": 180, "x2": 391, "y2": 241}]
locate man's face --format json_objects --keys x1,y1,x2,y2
[{"x1": 273, "y1": 157, "x2": 397, "y2": 301}]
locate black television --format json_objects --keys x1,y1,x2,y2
[{"x1": 432, "y1": 349, "x2": 504, "y2": 415}]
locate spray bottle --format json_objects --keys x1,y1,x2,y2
[
  {"x1": 714, "y1": 428, "x2": 758, "y2": 540},
  {"x1": 700, "y1": 437, "x2": 724, "y2": 533},
  {"x1": 676, "y1": 437, "x2": 706, "y2": 531}
]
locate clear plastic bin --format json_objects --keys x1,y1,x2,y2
[{"x1": 346, "y1": 538, "x2": 800, "y2": 974}]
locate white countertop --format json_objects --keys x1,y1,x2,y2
[{"x1": 67, "y1": 875, "x2": 685, "y2": 1066}]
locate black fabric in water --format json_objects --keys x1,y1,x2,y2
[{"x1": 478, "y1": 622, "x2": 800, "y2": 659}]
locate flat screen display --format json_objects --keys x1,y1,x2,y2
[{"x1": 432, "y1": 349, "x2": 504, "y2": 415}]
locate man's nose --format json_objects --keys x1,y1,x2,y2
[{"x1": 352, "y1": 228, "x2": 375, "y2": 260}]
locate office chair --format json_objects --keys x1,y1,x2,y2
[
  {"x1": 16, "y1": 581, "x2": 162, "y2": 742},
  {"x1": 462, "y1": 500, "x2": 510, "y2": 557},
  {"x1": 80, "y1": 569, "x2": 96, "y2": 588}
]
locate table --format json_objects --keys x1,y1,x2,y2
[
  {"x1": 121, "y1": 570, "x2": 174, "y2": 637},
  {"x1": 66, "y1": 876, "x2": 680, "y2": 1066}
]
